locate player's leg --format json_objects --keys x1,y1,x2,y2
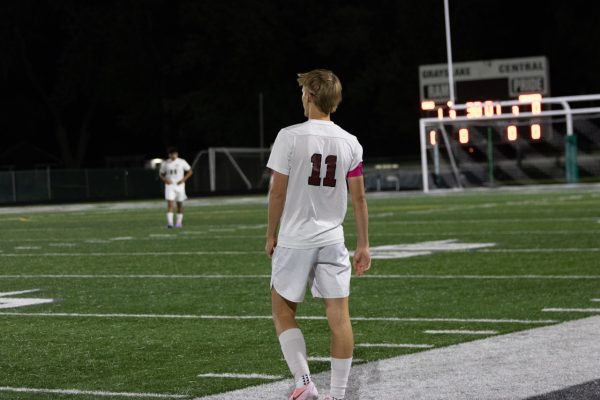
[
  {"x1": 324, "y1": 297, "x2": 353, "y2": 400},
  {"x1": 311, "y1": 244, "x2": 353, "y2": 400},
  {"x1": 175, "y1": 201, "x2": 184, "y2": 228},
  {"x1": 271, "y1": 247, "x2": 318, "y2": 399},
  {"x1": 166, "y1": 200, "x2": 174, "y2": 228},
  {"x1": 272, "y1": 290, "x2": 316, "y2": 399}
]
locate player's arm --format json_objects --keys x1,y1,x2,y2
[
  {"x1": 178, "y1": 169, "x2": 193, "y2": 185},
  {"x1": 159, "y1": 170, "x2": 172, "y2": 185},
  {"x1": 348, "y1": 175, "x2": 371, "y2": 276},
  {"x1": 265, "y1": 171, "x2": 288, "y2": 258}
]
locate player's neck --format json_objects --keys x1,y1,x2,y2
[{"x1": 307, "y1": 107, "x2": 331, "y2": 121}]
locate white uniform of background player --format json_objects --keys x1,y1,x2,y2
[
  {"x1": 159, "y1": 148, "x2": 193, "y2": 228},
  {"x1": 265, "y1": 69, "x2": 370, "y2": 400}
]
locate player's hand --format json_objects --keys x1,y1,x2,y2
[
  {"x1": 265, "y1": 236, "x2": 277, "y2": 259},
  {"x1": 353, "y1": 247, "x2": 371, "y2": 277},
  {"x1": 165, "y1": 179, "x2": 173, "y2": 185},
  {"x1": 177, "y1": 180, "x2": 184, "y2": 185}
]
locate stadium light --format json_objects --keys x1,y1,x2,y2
[
  {"x1": 429, "y1": 130, "x2": 437, "y2": 145},
  {"x1": 531, "y1": 124, "x2": 542, "y2": 140},
  {"x1": 511, "y1": 106, "x2": 520, "y2": 115},
  {"x1": 507, "y1": 125, "x2": 518, "y2": 141},
  {"x1": 421, "y1": 101, "x2": 436, "y2": 110},
  {"x1": 458, "y1": 128, "x2": 469, "y2": 144}
]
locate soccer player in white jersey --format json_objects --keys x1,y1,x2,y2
[
  {"x1": 159, "y1": 147, "x2": 193, "y2": 228},
  {"x1": 265, "y1": 69, "x2": 371, "y2": 400}
]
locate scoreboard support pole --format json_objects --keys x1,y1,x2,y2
[
  {"x1": 565, "y1": 135, "x2": 579, "y2": 184},
  {"x1": 486, "y1": 127, "x2": 494, "y2": 186}
]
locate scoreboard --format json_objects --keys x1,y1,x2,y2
[{"x1": 418, "y1": 56, "x2": 549, "y2": 104}]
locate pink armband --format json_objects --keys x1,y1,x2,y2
[{"x1": 347, "y1": 162, "x2": 363, "y2": 178}]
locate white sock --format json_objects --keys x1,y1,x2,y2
[
  {"x1": 166, "y1": 212, "x2": 174, "y2": 226},
  {"x1": 176, "y1": 213, "x2": 183, "y2": 225},
  {"x1": 278, "y1": 328, "x2": 311, "y2": 388},
  {"x1": 330, "y1": 357, "x2": 352, "y2": 399}
]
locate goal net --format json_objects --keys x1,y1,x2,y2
[{"x1": 419, "y1": 98, "x2": 600, "y2": 191}]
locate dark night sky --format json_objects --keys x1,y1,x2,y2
[{"x1": 1, "y1": 0, "x2": 600, "y2": 169}]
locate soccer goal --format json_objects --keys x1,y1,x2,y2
[
  {"x1": 189, "y1": 147, "x2": 271, "y2": 193},
  {"x1": 419, "y1": 95, "x2": 600, "y2": 192}
]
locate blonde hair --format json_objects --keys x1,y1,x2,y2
[{"x1": 297, "y1": 69, "x2": 342, "y2": 114}]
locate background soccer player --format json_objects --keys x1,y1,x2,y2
[
  {"x1": 159, "y1": 147, "x2": 193, "y2": 228},
  {"x1": 265, "y1": 69, "x2": 371, "y2": 400}
]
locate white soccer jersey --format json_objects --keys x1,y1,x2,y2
[
  {"x1": 160, "y1": 158, "x2": 191, "y2": 186},
  {"x1": 267, "y1": 119, "x2": 363, "y2": 249}
]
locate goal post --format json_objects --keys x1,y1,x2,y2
[{"x1": 419, "y1": 94, "x2": 600, "y2": 192}]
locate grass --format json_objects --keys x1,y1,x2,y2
[{"x1": 0, "y1": 186, "x2": 599, "y2": 399}]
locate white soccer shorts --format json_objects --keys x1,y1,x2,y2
[
  {"x1": 271, "y1": 243, "x2": 351, "y2": 303},
  {"x1": 165, "y1": 184, "x2": 187, "y2": 202}
]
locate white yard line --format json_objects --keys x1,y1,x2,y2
[
  {"x1": 387, "y1": 217, "x2": 596, "y2": 225},
  {"x1": 356, "y1": 343, "x2": 434, "y2": 349},
  {"x1": 0, "y1": 386, "x2": 187, "y2": 399},
  {"x1": 0, "y1": 311, "x2": 558, "y2": 324},
  {"x1": 0, "y1": 289, "x2": 40, "y2": 297},
  {"x1": 0, "y1": 274, "x2": 271, "y2": 279},
  {"x1": 198, "y1": 373, "x2": 282, "y2": 380},
  {"x1": 479, "y1": 248, "x2": 600, "y2": 253},
  {"x1": 0, "y1": 251, "x2": 262, "y2": 257},
  {"x1": 591, "y1": 299, "x2": 600, "y2": 302},
  {"x1": 1, "y1": 248, "x2": 598, "y2": 257},
  {"x1": 194, "y1": 316, "x2": 600, "y2": 400},
  {"x1": 543, "y1": 308, "x2": 600, "y2": 313},
  {"x1": 1, "y1": 274, "x2": 599, "y2": 280},
  {"x1": 424, "y1": 330, "x2": 498, "y2": 335}
]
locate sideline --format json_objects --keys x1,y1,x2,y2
[{"x1": 195, "y1": 316, "x2": 600, "y2": 399}]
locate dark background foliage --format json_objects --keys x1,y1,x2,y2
[{"x1": 1, "y1": 0, "x2": 599, "y2": 168}]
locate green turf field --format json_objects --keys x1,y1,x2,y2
[{"x1": 0, "y1": 187, "x2": 599, "y2": 399}]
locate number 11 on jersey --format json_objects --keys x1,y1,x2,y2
[{"x1": 308, "y1": 153, "x2": 337, "y2": 187}]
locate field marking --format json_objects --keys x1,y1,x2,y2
[
  {"x1": 0, "y1": 311, "x2": 558, "y2": 324},
  {"x1": 2, "y1": 247, "x2": 599, "y2": 257},
  {"x1": 356, "y1": 343, "x2": 434, "y2": 349},
  {"x1": 0, "y1": 251, "x2": 263, "y2": 257},
  {"x1": 1, "y1": 274, "x2": 599, "y2": 281},
  {"x1": 198, "y1": 373, "x2": 282, "y2": 380},
  {"x1": 14, "y1": 246, "x2": 41, "y2": 250},
  {"x1": 364, "y1": 239, "x2": 496, "y2": 259},
  {"x1": 591, "y1": 299, "x2": 600, "y2": 302},
  {"x1": 3, "y1": 248, "x2": 599, "y2": 257},
  {"x1": 196, "y1": 315, "x2": 600, "y2": 400},
  {"x1": 424, "y1": 330, "x2": 498, "y2": 335},
  {"x1": 0, "y1": 386, "x2": 187, "y2": 399},
  {"x1": 0, "y1": 289, "x2": 40, "y2": 297},
  {"x1": 543, "y1": 308, "x2": 600, "y2": 313},
  {"x1": 2, "y1": 229, "x2": 598, "y2": 243},
  {"x1": 479, "y1": 248, "x2": 600, "y2": 253},
  {"x1": 386, "y1": 217, "x2": 596, "y2": 225},
  {"x1": 0, "y1": 289, "x2": 56, "y2": 309}
]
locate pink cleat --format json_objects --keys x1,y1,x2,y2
[
  {"x1": 289, "y1": 382, "x2": 318, "y2": 400},
  {"x1": 175, "y1": 223, "x2": 183, "y2": 228}
]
